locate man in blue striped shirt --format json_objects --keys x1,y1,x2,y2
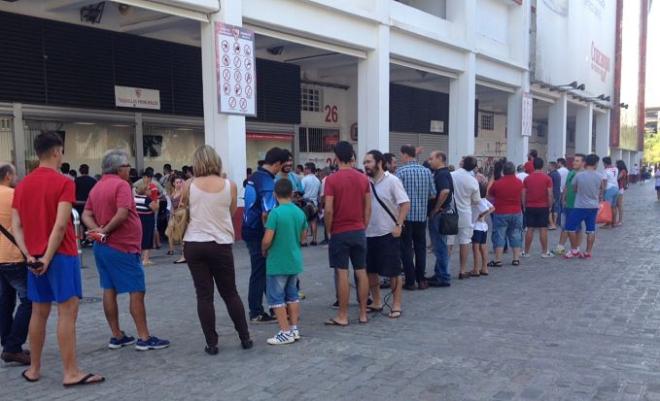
[{"x1": 396, "y1": 145, "x2": 436, "y2": 290}]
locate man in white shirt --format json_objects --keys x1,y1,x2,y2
[
  {"x1": 450, "y1": 156, "x2": 481, "y2": 280},
  {"x1": 516, "y1": 164, "x2": 529, "y2": 182},
  {"x1": 363, "y1": 150, "x2": 410, "y2": 319},
  {"x1": 601, "y1": 156, "x2": 619, "y2": 228},
  {"x1": 301, "y1": 163, "x2": 321, "y2": 246},
  {"x1": 557, "y1": 158, "x2": 569, "y2": 193}
]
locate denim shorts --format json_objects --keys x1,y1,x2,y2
[
  {"x1": 266, "y1": 274, "x2": 299, "y2": 309},
  {"x1": 329, "y1": 230, "x2": 366, "y2": 269},
  {"x1": 471, "y1": 230, "x2": 488, "y2": 245},
  {"x1": 565, "y1": 208, "x2": 597, "y2": 234},
  {"x1": 94, "y1": 243, "x2": 146, "y2": 294},
  {"x1": 28, "y1": 253, "x2": 82, "y2": 303},
  {"x1": 604, "y1": 187, "x2": 618, "y2": 206},
  {"x1": 491, "y1": 213, "x2": 523, "y2": 249}
]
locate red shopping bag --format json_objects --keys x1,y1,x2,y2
[{"x1": 596, "y1": 201, "x2": 612, "y2": 224}]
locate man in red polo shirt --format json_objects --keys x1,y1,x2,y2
[
  {"x1": 488, "y1": 162, "x2": 524, "y2": 266},
  {"x1": 524, "y1": 149, "x2": 538, "y2": 175},
  {"x1": 522, "y1": 157, "x2": 554, "y2": 257},
  {"x1": 12, "y1": 132, "x2": 104, "y2": 386}
]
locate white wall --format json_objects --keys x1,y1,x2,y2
[{"x1": 475, "y1": 112, "x2": 507, "y2": 158}]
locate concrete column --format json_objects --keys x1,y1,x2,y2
[
  {"x1": 594, "y1": 110, "x2": 610, "y2": 158},
  {"x1": 611, "y1": 148, "x2": 623, "y2": 161},
  {"x1": 357, "y1": 24, "x2": 390, "y2": 159},
  {"x1": 575, "y1": 103, "x2": 594, "y2": 155},
  {"x1": 134, "y1": 113, "x2": 144, "y2": 173},
  {"x1": 547, "y1": 94, "x2": 567, "y2": 161},
  {"x1": 448, "y1": 53, "x2": 476, "y2": 165},
  {"x1": 11, "y1": 103, "x2": 26, "y2": 178},
  {"x1": 506, "y1": 87, "x2": 530, "y2": 165},
  {"x1": 201, "y1": 0, "x2": 247, "y2": 203}
]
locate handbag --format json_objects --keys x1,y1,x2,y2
[
  {"x1": 165, "y1": 179, "x2": 192, "y2": 244},
  {"x1": 437, "y1": 194, "x2": 459, "y2": 236},
  {"x1": 596, "y1": 200, "x2": 612, "y2": 225},
  {"x1": 0, "y1": 224, "x2": 43, "y2": 269}
]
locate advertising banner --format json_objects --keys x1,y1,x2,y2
[
  {"x1": 522, "y1": 92, "x2": 533, "y2": 137},
  {"x1": 535, "y1": 0, "x2": 616, "y2": 98},
  {"x1": 216, "y1": 22, "x2": 256, "y2": 116}
]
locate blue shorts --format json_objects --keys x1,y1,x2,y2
[
  {"x1": 266, "y1": 274, "x2": 299, "y2": 309},
  {"x1": 28, "y1": 253, "x2": 82, "y2": 303},
  {"x1": 565, "y1": 208, "x2": 597, "y2": 234},
  {"x1": 93, "y1": 243, "x2": 146, "y2": 294},
  {"x1": 492, "y1": 213, "x2": 523, "y2": 249},
  {"x1": 471, "y1": 230, "x2": 488, "y2": 245},
  {"x1": 604, "y1": 187, "x2": 618, "y2": 206}
]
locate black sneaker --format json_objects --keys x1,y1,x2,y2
[
  {"x1": 250, "y1": 313, "x2": 276, "y2": 323},
  {"x1": 310, "y1": 241, "x2": 318, "y2": 246}
]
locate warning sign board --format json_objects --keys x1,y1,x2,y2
[{"x1": 216, "y1": 23, "x2": 256, "y2": 116}]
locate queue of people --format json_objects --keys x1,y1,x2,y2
[{"x1": 0, "y1": 131, "x2": 638, "y2": 388}]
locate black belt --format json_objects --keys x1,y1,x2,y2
[{"x1": 0, "y1": 262, "x2": 24, "y2": 267}]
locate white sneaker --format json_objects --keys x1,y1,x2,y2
[
  {"x1": 266, "y1": 331, "x2": 295, "y2": 345},
  {"x1": 553, "y1": 245, "x2": 566, "y2": 255},
  {"x1": 521, "y1": 252, "x2": 531, "y2": 258},
  {"x1": 541, "y1": 252, "x2": 554, "y2": 258},
  {"x1": 292, "y1": 329, "x2": 300, "y2": 341}
]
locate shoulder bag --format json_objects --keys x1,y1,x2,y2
[
  {"x1": 438, "y1": 193, "x2": 459, "y2": 236},
  {"x1": 165, "y1": 178, "x2": 193, "y2": 244}
]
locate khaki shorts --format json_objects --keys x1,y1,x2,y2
[{"x1": 447, "y1": 226, "x2": 473, "y2": 245}]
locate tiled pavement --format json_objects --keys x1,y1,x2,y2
[{"x1": 2, "y1": 183, "x2": 660, "y2": 401}]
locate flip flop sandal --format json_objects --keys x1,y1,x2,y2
[
  {"x1": 389, "y1": 310, "x2": 402, "y2": 319},
  {"x1": 21, "y1": 370, "x2": 39, "y2": 383},
  {"x1": 366, "y1": 305, "x2": 384, "y2": 313},
  {"x1": 324, "y1": 318, "x2": 348, "y2": 327},
  {"x1": 512, "y1": 260, "x2": 520, "y2": 266},
  {"x1": 480, "y1": 271, "x2": 489, "y2": 276},
  {"x1": 469, "y1": 271, "x2": 481, "y2": 277},
  {"x1": 487, "y1": 261, "x2": 503, "y2": 267},
  {"x1": 359, "y1": 318, "x2": 369, "y2": 324},
  {"x1": 458, "y1": 272, "x2": 471, "y2": 280},
  {"x1": 63, "y1": 373, "x2": 105, "y2": 388}
]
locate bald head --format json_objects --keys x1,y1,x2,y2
[
  {"x1": 428, "y1": 151, "x2": 447, "y2": 169},
  {"x1": 0, "y1": 163, "x2": 16, "y2": 188}
]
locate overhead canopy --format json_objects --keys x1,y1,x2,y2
[{"x1": 110, "y1": 0, "x2": 218, "y2": 22}]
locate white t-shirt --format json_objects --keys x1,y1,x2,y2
[
  {"x1": 603, "y1": 167, "x2": 619, "y2": 189},
  {"x1": 557, "y1": 166, "x2": 569, "y2": 192},
  {"x1": 366, "y1": 172, "x2": 410, "y2": 238},
  {"x1": 450, "y1": 169, "x2": 481, "y2": 228},
  {"x1": 301, "y1": 174, "x2": 321, "y2": 205},
  {"x1": 471, "y1": 198, "x2": 493, "y2": 232},
  {"x1": 516, "y1": 172, "x2": 529, "y2": 182},
  {"x1": 655, "y1": 170, "x2": 660, "y2": 186}
]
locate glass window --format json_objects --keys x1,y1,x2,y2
[
  {"x1": 299, "y1": 127, "x2": 340, "y2": 152},
  {"x1": 480, "y1": 113, "x2": 495, "y2": 131},
  {"x1": 143, "y1": 126, "x2": 204, "y2": 172},
  {"x1": 301, "y1": 87, "x2": 322, "y2": 112},
  {"x1": 0, "y1": 117, "x2": 14, "y2": 164}
]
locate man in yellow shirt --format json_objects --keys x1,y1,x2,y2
[{"x1": 0, "y1": 163, "x2": 31, "y2": 365}]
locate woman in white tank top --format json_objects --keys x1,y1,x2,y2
[{"x1": 182, "y1": 145, "x2": 252, "y2": 355}]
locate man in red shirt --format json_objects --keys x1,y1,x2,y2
[
  {"x1": 524, "y1": 149, "x2": 538, "y2": 175},
  {"x1": 488, "y1": 162, "x2": 524, "y2": 266},
  {"x1": 324, "y1": 141, "x2": 371, "y2": 326},
  {"x1": 83, "y1": 149, "x2": 169, "y2": 352},
  {"x1": 11, "y1": 132, "x2": 104, "y2": 386},
  {"x1": 522, "y1": 157, "x2": 554, "y2": 257}
]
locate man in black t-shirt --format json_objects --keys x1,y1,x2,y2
[{"x1": 426, "y1": 151, "x2": 454, "y2": 287}]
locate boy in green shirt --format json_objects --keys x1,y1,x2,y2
[
  {"x1": 554, "y1": 153, "x2": 585, "y2": 255},
  {"x1": 262, "y1": 179, "x2": 308, "y2": 345}
]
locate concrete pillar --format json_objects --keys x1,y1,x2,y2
[
  {"x1": 448, "y1": 53, "x2": 476, "y2": 165},
  {"x1": 201, "y1": 0, "x2": 247, "y2": 202},
  {"x1": 11, "y1": 103, "x2": 26, "y2": 178},
  {"x1": 594, "y1": 110, "x2": 610, "y2": 158},
  {"x1": 547, "y1": 94, "x2": 567, "y2": 161},
  {"x1": 357, "y1": 24, "x2": 390, "y2": 159},
  {"x1": 134, "y1": 113, "x2": 144, "y2": 173},
  {"x1": 611, "y1": 148, "x2": 623, "y2": 161},
  {"x1": 506, "y1": 88, "x2": 530, "y2": 166},
  {"x1": 575, "y1": 103, "x2": 594, "y2": 154}
]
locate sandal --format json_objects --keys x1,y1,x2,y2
[
  {"x1": 458, "y1": 272, "x2": 471, "y2": 280},
  {"x1": 512, "y1": 260, "x2": 520, "y2": 266},
  {"x1": 487, "y1": 261, "x2": 503, "y2": 268},
  {"x1": 166, "y1": 250, "x2": 175, "y2": 255},
  {"x1": 324, "y1": 318, "x2": 348, "y2": 327},
  {"x1": 480, "y1": 271, "x2": 489, "y2": 276},
  {"x1": 366, "y1": 305, "x2": 383, "y2": 313},
  {"x1": 469, "y1": 271, "x2": 480, "y2": 277},
  {"x1": 21, "y1": 369, "x2": 39, "y2": 383},
  {"x1": 388, "y1": 310, "x2": 402, "y2": 319},
  {"x1": 63, "y1": 373, "x2": 105, "y2": 387}
]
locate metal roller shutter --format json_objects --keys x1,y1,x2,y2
[{"x1": 389, "y1": 132, "x2": 448, "y2": 162}]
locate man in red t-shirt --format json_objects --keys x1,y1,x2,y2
[
  {"x1": 82, "y1": 149, "x2": 169, "y2": 352},
  {"x1": 522, "y1": 157, "x2": 554, "y2": 257},
  {"x1": 324, "y1": 141, "x2": 371, "y2": 326},
  {"x1": 524, "y1": 149, "x2": 538, "y2": 175},
  {"x1": 11, "y1": 132, "x2": 104, "y2": 385}
]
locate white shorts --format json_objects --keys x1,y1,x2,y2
[{"x1": 447, "y1": 226, "x2": 473, "y2": 245}]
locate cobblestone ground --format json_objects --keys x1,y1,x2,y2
[{"x1": 2, "y1": 184, "x2": 660, "y2": 401}]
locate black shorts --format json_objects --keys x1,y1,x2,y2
[
  {"x1": 524, "y1": 207, "x2": 550, "y2": 228},
  {"x1": 366, "y1": 234, "x2": 402, "y2": 278},
  {"x1": 329, "y1": 230, "x2": 366, "y2": 269},
  {"x1": 471, "y1": 230, "x2": 487, "y2": 244},
  {"x1": 303, "y1": 203, "x2": 318, "y2": 221}
]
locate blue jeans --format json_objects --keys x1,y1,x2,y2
[
  {"x1": 0, "y1": 264, "x2": 32, "y2": 353},
  {"x1": 266, "y1": 274, "x2": 299, "y2": 308},
  {"x1": 492, "y1": 213, "x2": 523, "y2": 249},
  {"x1": 246, "y1": 240, "x2": 267, "y2": 318},
  {"x1": 429, "y1": 214, "x2": 450, "y2": 283}
]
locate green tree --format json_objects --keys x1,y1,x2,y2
[{"x1": 644, "y1": 133, "x2": 660, "y2": 164}]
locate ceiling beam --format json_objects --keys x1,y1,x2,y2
[
  {"x1": 119, "y1": 15, "x2": 182, "y2": 34},
  {"x1": 46, "y1": 0, "x2": 100, "y2": 12}
]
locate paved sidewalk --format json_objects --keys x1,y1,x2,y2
[{"x1": 2, "y1": 184, "x2": 660, "y2": 401}]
